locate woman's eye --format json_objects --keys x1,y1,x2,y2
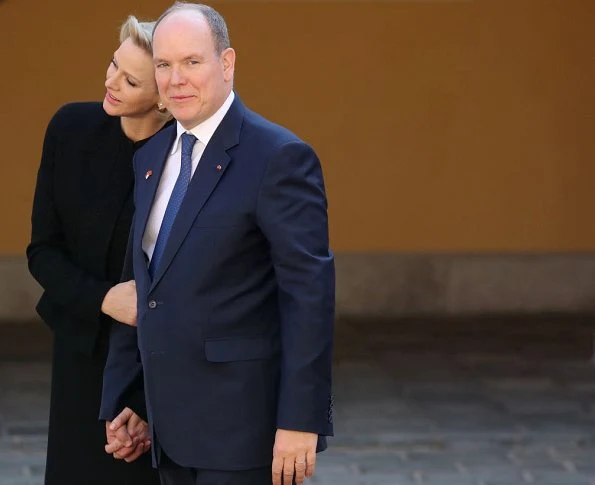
[{"x1": 127, "y1": 79, "x2": 137, "y2": 87}]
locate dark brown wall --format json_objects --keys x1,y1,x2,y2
[{"x1": 2, "y1": 0, "x2": 595, "y2": 254}]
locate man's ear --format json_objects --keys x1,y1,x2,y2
[{"x1": 221, "y1": 48, "x2": 236, "y2": 82}]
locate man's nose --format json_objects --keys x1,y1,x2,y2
[{"x1": 170, "y1": 68, "x2": 186, "y2": 85}]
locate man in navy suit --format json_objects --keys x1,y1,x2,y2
[{"x1": 100, "y1": 3, "x2": 334, "y2": 485}]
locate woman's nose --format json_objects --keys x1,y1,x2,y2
[{"x1": 105, "y1": 73, "x2": 118, "y2": 90}]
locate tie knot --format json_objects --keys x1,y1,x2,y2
[{"x1": 181, "y1": 133, "x2": 197, "y2": 157}]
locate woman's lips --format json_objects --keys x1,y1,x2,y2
[{"x1": 105, "y1": 92, "x2": 121, "y2": 105}]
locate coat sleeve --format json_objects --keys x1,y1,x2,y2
[
  {"x1": 255, "y1": 140, "x2": 335, "y2": 437},
  {"x1": 101, "y1": 166, "x2": 145, "y2": 421},
  {"x1": 26, "y1": 107, "x2": 113, "y2": 324}
]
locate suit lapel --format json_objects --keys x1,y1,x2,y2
[
  {"x1": 134, "y1": 126, "x2": 177, "y2": 253},
  {"x1": 149, "y1": 97, "x2": 244, "y2": 290}
]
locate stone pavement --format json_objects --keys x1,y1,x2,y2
[{"x1": 3, "y1": 316, "x2": 595, "y2": 485}]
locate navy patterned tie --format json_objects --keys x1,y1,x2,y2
[{"x1": 148, "y1": 132, "x2": 197, "y2": 279}]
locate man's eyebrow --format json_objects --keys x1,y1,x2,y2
[
  {"x1": 153, "y1": 54, "x2": 207, "y2": 63},
  {"x1": 184, "y1": 54, "x2": 205, "y2": 61}
]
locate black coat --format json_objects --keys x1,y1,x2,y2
[
  {"x1": 27, "y1": 102, "x2": 161, "y2": 485},
  {"x1": 28, "y1": 102, "x2": 136, "y2": 354}
]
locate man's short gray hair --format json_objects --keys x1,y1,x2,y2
[{"x1": 154, "y1": 2, "x2": 231, "y2": 55}]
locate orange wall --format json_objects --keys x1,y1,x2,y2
[{"x1": 2, "y1": 0, "x2": 595, "y2": 253}]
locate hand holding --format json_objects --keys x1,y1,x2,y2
[{"x1": 105, "y1": 407, "x2": 150, "y2": 462}]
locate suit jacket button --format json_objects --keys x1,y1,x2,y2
[{"x1": 148, "y1": 300, "x2": 157, "y2": 309}]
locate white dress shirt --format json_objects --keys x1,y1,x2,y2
[{"x1": 142, "y1": 91, "x2": 235, "y2": 262}]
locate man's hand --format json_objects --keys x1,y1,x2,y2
[
  {"x1": 105, "y1": 407, "x2": 150, "y2": 463},
  {"x1": 101, "y1": 280, "x2": 137, "y2": 326},
  {"x1": 272, "y1": 429, "x2": 318, "y2": 485}
]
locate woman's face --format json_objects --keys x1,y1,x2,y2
[{"x1": 103, "y1": 37, "x2": 159, "y2": 117}]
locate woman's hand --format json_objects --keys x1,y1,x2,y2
[{"x1": 101, "y1": 280, "x2": 137, "y2": 326}]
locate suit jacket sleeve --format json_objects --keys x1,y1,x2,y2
[
  {"x1": 26, "y1": 108, "x2": 113, "y2": 323},
  {"x1": 256, "y1": 140, "x2": 335, "y2": 436},
  {"x1": 100, "y1": 319, "x2": 145, "y2": 421}
]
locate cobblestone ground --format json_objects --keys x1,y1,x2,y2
[{"x1": 3, "y1": 316, "x2": 595, "y2": 485}]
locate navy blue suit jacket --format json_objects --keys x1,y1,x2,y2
[{"x1": 100, "y1": 96, "x2": 335, "y2": 470}]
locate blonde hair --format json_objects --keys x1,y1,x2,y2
[
  {"x1": 118, "y1": 15, "x2": 173, "y2": 120},
  {"x1": 119, "y1": 15, "x2": 155, "y2": 54}
]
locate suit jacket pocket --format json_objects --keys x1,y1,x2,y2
[{"x1": 204, "y1": 335, "x2": 278, "y2": 362}]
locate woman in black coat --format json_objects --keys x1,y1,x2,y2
[{"x1": 27, "y1": 15, "x2": 170, "y2": 485}]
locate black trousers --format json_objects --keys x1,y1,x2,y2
[{"x1": 157, "y1": 451, "x2": 274, "y2": 485}]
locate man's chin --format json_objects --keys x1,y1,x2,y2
[{"x1": 175, "y1": 114, "x2": 200, "y2": 131}]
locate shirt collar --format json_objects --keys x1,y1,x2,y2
[{"x1": 170, "y1": 91, "x2": 235, "y2": 154}]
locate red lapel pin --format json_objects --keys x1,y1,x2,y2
[{"x1": 145, "y1": 170, "x2": 153, "y2": 180}]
